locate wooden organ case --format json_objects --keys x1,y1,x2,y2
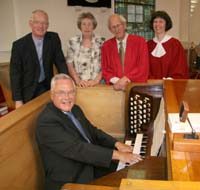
[{"x1": 124, "y1": 83, "x2": 163, "y2": 158}]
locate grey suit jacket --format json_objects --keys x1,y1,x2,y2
[
  {"x1": 36, "y1": 103, "x2": 116, "y2": 189},
  {"x1": 10, "y1": 32, "x2": 68, "y2": 103}
]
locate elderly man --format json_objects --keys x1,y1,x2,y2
[
  {"x1": 101, "y1": 14, "x2": 149, "y2": 91},
  {"x1": 36, "y1": 73, "x2": 142, "y2": 190},
  {"x1": 10, "y1": 10, "x2": 68, "y2": 108}
]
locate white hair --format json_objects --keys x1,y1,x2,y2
[{"x1": 50, "y1": 74, "x2": 76, "y2": 91}]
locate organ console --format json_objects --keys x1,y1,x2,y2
[
  {"x1": 125, "y1": 84, "x2": 163, "y2": 155},
  {"x1": 117, "y1": 83, "x2": 164, "y2": 170}
]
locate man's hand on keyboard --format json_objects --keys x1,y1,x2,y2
[
  {"x1": 112, "y1": 150, "x2": 142, "y2": 165},
  {"x1": 115, "y1": 141, "x2": 133, "y2": 153}
]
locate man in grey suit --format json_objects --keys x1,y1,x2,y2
[
  {"x1": 36, "y1": 74, "x2": 142, "y2": 190},
  {"x1": 10, "y1": 9, "x2": 68, "y2": 108}
]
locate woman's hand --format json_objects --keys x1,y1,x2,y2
[{"x1": 77, "y1": 79, "x2": 99, "y2": 87}]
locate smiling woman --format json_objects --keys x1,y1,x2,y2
[{"x1": 67, "y1": 0, "x2": 111, "y2": 8}]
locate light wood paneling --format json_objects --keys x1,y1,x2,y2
[
  {"x1": 61, "y1": 183, "x2": 118, "y2": 190},
  {"x1": 76, "y1": 85, "x2": 125, "y2": 139},
  {"x1": 164, "y1": 80, "x2": 200, "y2": 181},
  {"x1": 120, "y1": 179, "x2": 200, "y2": 190},
  {"x1": 0, "y1": 92, "x2": 49, "y2": 190}
]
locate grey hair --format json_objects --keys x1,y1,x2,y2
[
  {"x1": 30, "y1": 9, "x2": 49, "y2": 22},
  {"x1": 51, "y1": 74, "x2": 76, "y2": 91},
  {"x1": 108, "y1": 14, "x2": 126, "y2": 28},
  {"x1": 77, "y1": 12, "x2": 97, "y2": 30}
]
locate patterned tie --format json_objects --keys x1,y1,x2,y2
[
  {"x1": 119, "y1": 41, "x2": 125, "y2": 66},
  {"x1": 37, "y1": 40, "x2": 45, "y2": 82},
  {"x1": 65, "y1": 112, "x2": 91, "y2": 143}
]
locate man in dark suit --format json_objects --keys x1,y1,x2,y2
[
  {"x1": 10, "y1": 10, "x2": 68, "y2": 108},
  {"x1": 36, "y1": 73, "x2": 142, "y2": 190}
]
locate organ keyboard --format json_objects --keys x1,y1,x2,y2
[
  {"x1": 117, "y1": 133, "x2": 148, "y2": 171},
  {"x1": 117, "y1": 84, "x2": 163, "y2": 171}
]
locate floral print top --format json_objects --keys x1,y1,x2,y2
[{"x1": 66, "y1": 34, "x2": 105, "y2": 80}]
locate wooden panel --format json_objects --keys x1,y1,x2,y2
[
  {"x1": 76, "y1": 85, "x2": 125, "y2": 139},
  {"x1": 0, "y1": 62, "x2": 14, "y2": 108},
  {"x1": 170, "y1": 151, "x2": 190, "y2": 180},
  {"x1": 173, "y1": 134, "x2": 200, "y2": 152},
  {"x1": 120, "y1": 179, "x2": 200, "y2": 190},
  {"x1": 0, "y1": 62, "x2": 10, "y2": 89},
  {"x1": 0, "y1": 92, "x2": 50, "y2": 190},
  {"x1": 90, "y1": 157, "x2": 167, "y2": 187},
  {"x1": 0, "y1": 80, "x2": 14, "y2": 109},
  {"x1": 61, "y1": 183, "x2": 118, "y2": 190},
  {"x1": 0, "y1": 84, "x2": 5, "y2": 103},
  {"x1": 164, "y1": 80, "x2": 200, "y2": 113},
  {"x1": 164, "y1": 80, "x2": 200, "y2": 181},
  {"x1": 187, "y1": 152, "x2": 200, "y2": 180}
]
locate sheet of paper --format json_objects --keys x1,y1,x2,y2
[{"x1": 168, "y1": 113, "x2": 200, "y2": 133}]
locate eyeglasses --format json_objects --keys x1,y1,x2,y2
[
  {"x1": 81, "y1": 22, "x2": 93, "y2": 27},
  {"x1": 110, "y1": 23, "x2": 123, "y2": 30},
  {"x1": 32, "y1": 20, "x2": 49, "y2": 26},
  {"x1": 53, "y1": 90, "x2": 75, "y2": 97}
]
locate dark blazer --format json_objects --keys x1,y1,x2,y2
[
  {"x1": 10, "y1": 32, "x2": 68, "y2": 103},
  {"x1": 36, "y1": 103, "x2": 117, "y2": 190}
]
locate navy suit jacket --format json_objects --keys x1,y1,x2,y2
[
  {"x1": 10, "y1": 32, "x2": 68, "y2": 103},
  {"x1": 36, "y1": 103, "x2": 116, "y2": 189}
]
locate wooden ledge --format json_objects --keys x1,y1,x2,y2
[
  {"x1": 61, "y1": 183, "x2": 118, "y2": 190},
  {"x1": 173, "y1": 133, "x2": 200, "y2": 152}
]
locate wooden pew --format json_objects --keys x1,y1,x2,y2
[
  {"x1": 0, "y1": 85, "x2": 125, "y2": 190},
  {"x1": 0, "y1": 92, "x2": 49, "y2": 190}
]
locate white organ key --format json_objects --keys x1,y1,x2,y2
[
  {"x1": 117, "y1": 134, "x2": 144, "y2": 171},
  {"x1": 116, "y1": 140, "x2": 132, "y2": 171},
  {"x1": 132, "y1": 133, "x2": 143, "y2": 154}
]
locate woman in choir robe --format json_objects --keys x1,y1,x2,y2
[
  {"x1": 66, "y1": 12, "x2": 105, "y2": 87},
  {"x1": 148, "y1": 11, "x2": 189, "y2": 79}
]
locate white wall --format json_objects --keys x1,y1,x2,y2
[
  {"x1": 0, "y1": 0, "x2": 16, "y2": 61},
  {"x1": 190, "y1": 2, "x2": 200, "y2": 45},
  {"x1": 156, "y1": 0, "x2": 181, "y2": 39},
  {"x1": 0, "y1": 0, "x2": 114, "y2": 62},
  {"x1": 12, "y1": 0, "x2": 114, "y2": 48},
  {"x1": 0, "y1": 0, "x2": 191, "y2": 62},
  {"x1": 156, "y1": 0, "x2": 190, "y2": 48}
]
